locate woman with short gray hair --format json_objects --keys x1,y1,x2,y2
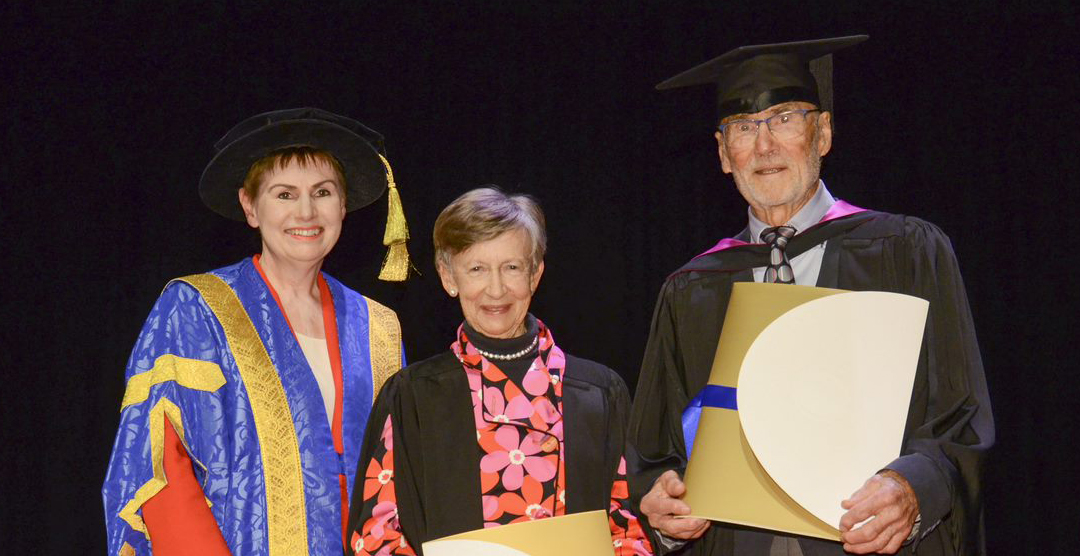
[{"x1": 347, "y1": 187, "x2": 654, "y2": 555}]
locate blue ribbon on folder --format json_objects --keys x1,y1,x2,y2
[{"x1": 681, "y1": 384, "x2": 738, "y2": 459}]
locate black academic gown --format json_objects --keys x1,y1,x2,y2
[
  {"x1": 628, "y1": 211, "x2": 994, "y2": 556},
  {"x1": 346, "y1": 350, "x2": 634, "y2": 556}
]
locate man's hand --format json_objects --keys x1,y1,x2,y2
[
  {"x1": 639, "y1": 470, "x2": 711, "y2": 540},
  {"x1": 839, "y1": 470, "x2": 920, "y2": 554}
]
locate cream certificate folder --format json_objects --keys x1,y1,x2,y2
[
  {"x1": 421, "y1": 510, "x2": 615, "y2": 556},
  {"x1": 681, "y1": 282, "x2": 928, "y2": 540}
]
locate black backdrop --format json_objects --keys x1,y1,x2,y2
[{"x1": 3, "y1": 2, "x2": 1077, "y2": 554}]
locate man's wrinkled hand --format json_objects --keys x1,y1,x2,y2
[
  {"x1": 640, "y1": 470, "x2": 711, "y2": 540},
  {"x1": 839, "y1": 470, "x2": 919, "y2": 555}
]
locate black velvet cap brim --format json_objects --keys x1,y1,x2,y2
[{"x1": 199, "y1": 118, "x2": 388, "y2": 221}]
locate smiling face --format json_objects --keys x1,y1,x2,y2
[
  {"x1": 238, "y1": 158, "x2": 346, "y2": 267},
  {"x1": 716, "y1": 101, "x2": 833, "y2": 224},
  {"x1": 438, "y1": 229, "x2": 544, "y2": 339}
]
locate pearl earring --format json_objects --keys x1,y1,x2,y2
[{"x1": 449, "y1": 289, "x2": 457, "y2": 297}]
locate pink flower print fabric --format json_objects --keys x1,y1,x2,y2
[
  {"x1": 454, "y1": 322, "x2": 568, "y2": 527},
  {"x1": 351, "y1": 415, "x2": 415, "y2": 556},
  {"x1": 480, "y1": 426, "x2": 559, "y2": 491},
  {"x1": 608, "y1": 457, "x2": 655, "y2": 556},
  {"x1": 350, "y1": 319, "x2": 652, "y2": 555},
  {"x1": 482, "y1": 385, "x2": 533, "y2": 425}
]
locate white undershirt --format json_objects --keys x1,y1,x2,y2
[{"x1": 296, "y1": 333, "x2": 335, "y2": 428}]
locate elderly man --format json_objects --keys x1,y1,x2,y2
[{"x1": 628, "y1": 36, "x2": 993, "y2": 556}]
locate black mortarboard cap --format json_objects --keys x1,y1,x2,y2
[{"x1": 656, "y1": 35, "x2": 868, "y2": 122}]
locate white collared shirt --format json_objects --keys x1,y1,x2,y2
[{"x1": 748, "y1": 181, "x2": 835, "y2": 285}]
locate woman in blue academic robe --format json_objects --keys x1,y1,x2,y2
[{"x1": 102, "y1": 108, "x2": 409, "y2": 556}]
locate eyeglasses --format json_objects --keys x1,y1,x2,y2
[{"x1": 718, "y1": 109, "x2": 820, "y2": 148}]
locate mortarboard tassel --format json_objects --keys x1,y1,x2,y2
[{"x1": 377, "y1": 154, "x2": 411, "y2": 281}]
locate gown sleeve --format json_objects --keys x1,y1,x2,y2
[
  {"x1": 627, "y1": 279, "x2": 694, "y2": 495},
  {"x1": 348, "y1": 369, "x2": 417, "y2": 556},
  {"x1": 348, "y1": 414, "x2": 416, "y2": 556},
  {"x1": 884, "y1": 219, "x2": 994, "y2": 552},
  {"x1": 101, "y1": 282, "x2": 231, "y2": 555},
  {"x1": 603, "y1": 366, "x2": 655, "y2": 556},
  {"x1": 140, "y1": 419, "x2": 230, "y2": 555}
]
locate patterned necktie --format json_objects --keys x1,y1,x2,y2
[{"x1": 760, "y1": 225, "x2": 797, "y2": 284}]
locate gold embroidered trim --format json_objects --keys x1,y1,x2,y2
[
  {"x1": 119, "y1": 541, "x2": 136, "y2": 556},
  {"x1": 117, "y1": 398, "x2": 186, "y2": 540},
  {"x1": 121, "y1": 354, "x2": 226, "y2": 408},
  {"x1": 365, "y1": 296, "x2": 402, "y2": 403},
  {"x1": 175, "y1": 274, "x2": 308, "y2": 556}
]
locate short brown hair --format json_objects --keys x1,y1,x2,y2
[
  {"x1": 241, "y1": 145, "x2": 347, "y2": 201},
  {"x1": 433, "y1": 187, "x2": 546, "y2": 271}
]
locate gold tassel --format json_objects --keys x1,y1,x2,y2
[
  {"x1": 378, "y1": 242, "x2": 411, "y2": 282},
  {"x1": 377, "y1": 154, "x2": 411, "y2": 281}
]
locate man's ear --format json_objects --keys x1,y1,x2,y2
[
  {"x1": 716, "y1": 131, "x2": 733, "y2": 174},
  {"x1": 238, "y1": 189, "x2": 259, "y2": 229},
  {"x1": 816, "y1": 111, "x2": 833, "y2": 158}
]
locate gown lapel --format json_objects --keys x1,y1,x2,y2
[
  {"x1": 408, "y1": 360, "x2": 486, "y2": 540},
  {"x1": 561, "y1": 372, "x2": 611, "y2": 513}
]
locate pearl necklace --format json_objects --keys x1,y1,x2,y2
[{"x1": 475, "y1": 334, "x2": 539, "y2": 361}]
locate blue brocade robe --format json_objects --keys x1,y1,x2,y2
[{"x1": 103, "y1": 258, "x2": 403, "y2": 556}]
